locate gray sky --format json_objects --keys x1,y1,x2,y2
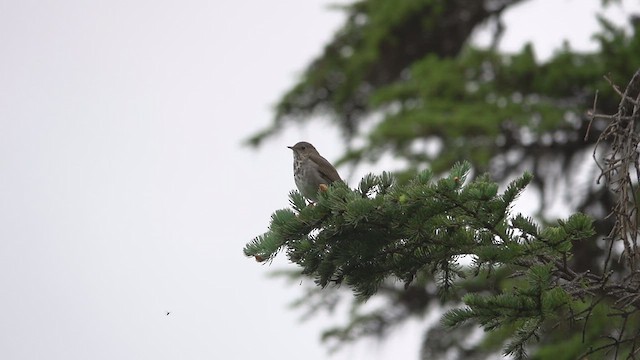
[{"x1": 0, "y1": 1, "x2": 638, "y2": 359}]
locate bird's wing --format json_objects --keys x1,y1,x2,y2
[{"x1": 310, "y1": 153, "x2": 342, "y2": 183}]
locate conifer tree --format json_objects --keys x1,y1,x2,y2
[
  {"x1": 246, "y1": 70, "x2": 640, "y2": 357},
  {"x1": 246, "y1": 0, "x2": 640, "y2": 357}
]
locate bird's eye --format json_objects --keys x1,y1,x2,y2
[{"x1": 301, "y1": 146, "x2": 306, "y2": 150}]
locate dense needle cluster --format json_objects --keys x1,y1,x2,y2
[{"x1": 245, "y1": 162, "x2": 597, "y2": 358}]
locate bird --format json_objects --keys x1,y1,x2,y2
[{"x1": 288, "y1": 141, "x2": 342, "y2": 202}]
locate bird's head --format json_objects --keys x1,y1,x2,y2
[{"x1": 287, "y1": 141, "x2": 318, "y2": 159}]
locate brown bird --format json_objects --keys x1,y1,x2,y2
[{"x1": 288, "y1": 141, "x2": 342, "y2": 202}]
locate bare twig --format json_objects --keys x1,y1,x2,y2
[{"x1": 592, "y1": 69, "x2": 640, "y2": 270}]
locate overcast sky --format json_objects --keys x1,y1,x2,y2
[{"x1": 1, "y1": 1, "x2": 638, "y2": 360}]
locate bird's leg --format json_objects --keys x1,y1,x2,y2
[
  {"x1": 307, "y1": 184, "x2": 329, "y2": 207},
  {"x1": 303, "y1": 184, "x2": 329, "y2": 207}
]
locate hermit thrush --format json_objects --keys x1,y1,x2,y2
[{"x1": 288, "y1": 141, "x2": 342, "y2": 202}]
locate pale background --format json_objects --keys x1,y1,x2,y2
[{"x1": 1, "y1": 1, "x2": 638, "y2": 359}]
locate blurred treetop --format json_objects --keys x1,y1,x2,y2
[{"x1": 249, "y1": 0, "x2": 640, "y2": 221}]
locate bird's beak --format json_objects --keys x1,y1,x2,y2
[{"x1": 287, "y1": 146, "x2": 293, "y2": 150}]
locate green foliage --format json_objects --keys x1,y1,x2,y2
[
  {"x1": 245, "y1": 163, "x2": 606, "y2": 358},
  {"x1": 443, "y1": 263, "x2": 572, "y2": 357}
]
